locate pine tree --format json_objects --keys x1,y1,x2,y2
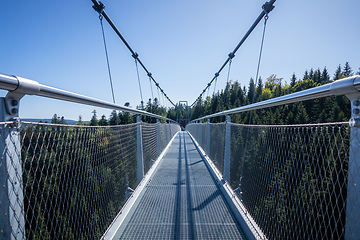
[
  {"x1": 255, "y1": 77, "x2": 263, "y2": 102},
  {"x1": 321, "y1": 67, "x2": 330, "y2": 84},
  {"x1": 290, "y1": 73, "x2": 297, "y2": 87},
  {"x1": 247, "y1": 78, "x2": 255, "y2": 104},
  {"x1": 51, "y1": 114, "x2": 59, "y2": 124},
  {"x1": 334, "y1": 64, "x2": 342, "y2": 80},
  {"x1": 356, "y1": 68, "x2": 360, "y2": 75},
  {"x1": 76, "y1": 115, "x2": 83, "y2": 125},
  {"x1": 109, "y1": 110, "x2": 119, "y2": 125},
  {"x1": 98, "y1": 115, "x2": 108, "y2": 126},
  {"x1": 294, "y1": 102, "x2": 309, "y2": 124},
  {"x1": 60, "y1": 116, "x2": 67, "y2": 125},
  {"x1": 51, "y1": 114, "x2": 66, "y2": 124},
  {"x1": 303, "y1": 70, "x2": 309, "y2": 80},
  {"x1": 313, "y1": 68, "x2": 321, "y2": 83},
  {"x1": 342, "y1": 62, "x2": 353, "y2": 77},
  {"x1": 309, "y1": 68, "x2": 314, "y2": 80},
  {"x1": 90, "y1": 110, "x2": 98, "y2": 126}
]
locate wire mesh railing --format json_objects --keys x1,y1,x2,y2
[
  {"x1": 141, "y1": 122, "x2": 179, "y2": 174},
  {"x1": 187, "y1": 121, "x2": 356, "y2": 239},
  {"x1": 141, "y1": 123, "x2": 158, "y2": 174},
  {"x1": 0, "y1": 120, "x2": 179, "y2": 240}
]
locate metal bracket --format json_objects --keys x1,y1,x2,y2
[
  {"x1": 4, "y1": 76, "x2": 40, "y2": 117},
  {"x1": 132, "y1": 52, "x2": 139, "y2": 60},
  {"x1": 92, "y1": 1, "x2": 105, "y2": 14},
  {"x1": 346, "y1": 77, "x2": 360, "y2": 128},
  {"x1": 228, "y1": 52, "x2": 235, "y2": 59},
  {"x1": 349, "y1": 97, "x2": 360, "y2": 128},
  {"x1": 262, "y1": 1, "x2": 275, "y2": 15}
]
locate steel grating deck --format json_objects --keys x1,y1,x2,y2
[{"x1": 118, "y1": 132, "x2": 246, "y2": 239}]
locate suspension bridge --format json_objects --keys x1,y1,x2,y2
[{"x1": 1, "y1": 0, "x2": 360, "y2": 240}]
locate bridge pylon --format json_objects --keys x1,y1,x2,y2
[{"x1": 176, "y1": 101, "x2": 190, "y2": 129}]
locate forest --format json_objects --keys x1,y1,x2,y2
[
  {"x1": 185, "y1": 62, "x2": 358, "y2": 239},
  {"x1": 189, "y1": 62, "x2": 359, "y2": 124},
  {"x1": 26, "y1": 62, "x2": 357, "y2": 239},
  {"x1": 51, "y1": 62, "x2": 359, "y2": 127}
]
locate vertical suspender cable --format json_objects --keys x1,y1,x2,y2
[
  {"x1": 249, "y1": 15, "x2": 268, "y2": 121},
  {"x1": 148, "y1": 74, "x2": 154, "y2": 101},
  {"x1": 238, "y1": 14, "x2": 269, "y2": 198},
  {"x1": 213, "y1": 77, "x2": 218, "y2": 96},
  {"x1": 157, "y1": 87, "x2": 161, "y2": 105},
  {"x1": 99, "y1": 15, "x2": 116, "y2": 104},
  {"x1": 226, "y1": 59, "x2": 232, "y2": 86},
  {"x1": 223, "y1": 59, "x2": 233, "y2": 110},
  {"x1": 98, "y1": 11, "x2": 131, "y2": 193},
  {"x1": 135, "y1": 59, "x2": 144, "y2": 108}
]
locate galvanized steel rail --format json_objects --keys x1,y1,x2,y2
[
  {"x1": 0, "y1": 73, "x2": 175, "y2": 122},
  {"x1": 192, "y1": 75, "x2": 360, "y2": 121}
]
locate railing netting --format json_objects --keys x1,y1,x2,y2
[
  {"x1": 0, "y1": 121, "x2": 179, "y2": 240},
  {"x1": 187, "y1": 121, "x2": 351, "y2": 240}
]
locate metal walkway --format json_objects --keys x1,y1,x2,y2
[{"x1": 118, "y1": 132, "x2": 246, "y2": 239}]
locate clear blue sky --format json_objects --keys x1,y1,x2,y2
[{"x1": 1, "y1": 0, "x2": 359, "y2": 121}]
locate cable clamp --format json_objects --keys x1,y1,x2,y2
[
  {"x1": 93, "y1": 1, "x2": 105, "y2": 14},
  {"x1": 215, "y1": 72, "x2": 219, "y2": 78},
  {"x1": 262, "y1": 1, "x2": 274, "y2": 16},
  {"x1": 147, "y1": 72, "x2": 152, "y2": 78},
  {"x1": 228, "y1": 52, "x2": 235, "y2": 59},
  {"x1": 132, "y1": 52, "x2": 139, "y2": 59}
]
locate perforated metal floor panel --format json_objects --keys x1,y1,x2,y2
[{"x1": 119, "y1": 132, "x2": 246, "y2": 239}]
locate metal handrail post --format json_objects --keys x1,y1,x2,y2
[
  {"x1": 345, "y1": 93, "x2": 360, "y2": 239},
  {"x1": 169, "y1": 121, "x2": 172, "y2": 143},
  {"x1": 156, "y1": 119, "x2": 161, "y2": 157},
  {"x1": 136, "y1": 116, "x2": 144, "y2": 184},
  {"x1": 0, "y1": 97, "x2": 25, "y2": 239},
  {"x1": 206, "y1": 119, "x2": 211, "y2": 155},
  {"x1": 223, "y1": 116, "x2": 231, "y2": 183},
  {"x1": 199, "y1": 121, "x2": 203, "y2": 147}
]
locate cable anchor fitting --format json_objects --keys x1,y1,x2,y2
[
  {"x1": 93, "y1": 1, "x2": 105, "y2": 15},
  {"x1": 132, "y1": 52, "x2": 139, "y2": 60},
  {"x1": 228, "y1": 52, "x2": 235, "y2": 59},
  {"x1": 262, "y1": 1, "x2": 274, "y2": 19}
]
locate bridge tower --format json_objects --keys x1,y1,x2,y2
[{"x1": 176, "y1": 101, "x2": 189, "y2": 129}]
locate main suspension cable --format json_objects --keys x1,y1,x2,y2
[
  {"x1": 190, "y1": 0, "x2": 275, "y2": 107},
  {"x1": 92, "y1": 0, "x2": 175, "y2": 107}
]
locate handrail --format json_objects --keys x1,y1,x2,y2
[
  {"x1": 191, "y1": 75, "x2": 360, "y2": 122},
  {"x1": 0, "y1": 73, "x2": 176, "y2": 123}
]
